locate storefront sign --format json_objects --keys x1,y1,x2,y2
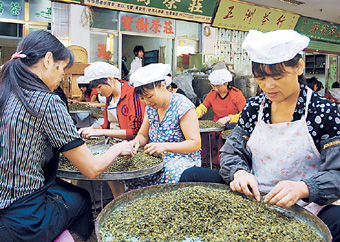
[
  {"x1": 212, "y1": 0, "x2": 299, "y2": 32},
  {"x1": 0, "y1": 0, "x2": 25, "y2": 20},
  {"x1": 295, "y1": 16, "x2": 340, "y2": 44},
  {"x1": 83, "y1": 0, "x2": 218, "y2": 23},
  {"x1": 29, "y1": 0, "x2": 51, "y2": 23},
  {"x1": 120, "y1": 12, "x2": 175, "y2": 36}
]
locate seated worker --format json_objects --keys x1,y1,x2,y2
[
  {"x1": 196, "y1": 69, "x2": 246, "y2": 165},
  {"x1": 78, "y1": 61, "x2": 145, "y2": 197},
  {"x1": 325, "y1": 81, "x2": 340, "y2": 104},
  {"x1": 73, "y1": 75, "x2": 99, "y2": 103},
  {"x1": 306, "y1": 76, "x2": 324, "y2": 92},
  {"x1": 128, "y1": 63, "x2": 201, "y2": 189},
  {"x1": 129, "y1": 45, "x2": 144, "y2": 75},
  {"x1": 180, "y1": 29, "x2": 340, "y2": 241},
  {"x1": 0, "y1": 30, "x2": 133, "y2": 242}
]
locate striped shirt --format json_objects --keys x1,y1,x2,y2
[{"x1": 0, "y1": 89, "x2": 82, "y2": 209}]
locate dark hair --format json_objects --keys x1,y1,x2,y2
[
  {"x1": 133, "y1": 45, "x2": 144, "y2": 56},
  {"x1": 316, "y1": 80, "x2": 324, "y2": 91},
  {"x1": 306, "y1": 76, "x2": 318, "y2": 90},
  {"x1": 170, "y1": 82, "x2": 178, "y2": 89},
  {"x1": 134, "y1": 80, "x2": 163, "y2": 96},
  {"x1": 332, "y1": 82, "x2": 340, "y2": 89},
  {"x1": 90, "y1": 77, "x2": 110, "y2": 88},
  {"x1": 251, "y1": 54, "x2": 305, "y2": 84},
  {"x1": 77, "y1": 83, "x2": 92, "y2": 98},
  {"x1": 0, "y1": 30, "x2": 74, "y2": 117}
]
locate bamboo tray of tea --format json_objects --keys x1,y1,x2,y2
[
  {"x1": 96, "y1": 183, "x2": 331, "y2": 242},
  {"x1": 68, "y1": 102, "x2": 95, "y2": 114},
  {"x1": 57, "y1": 142, "x2": 164, "y2": 181},
  {"x1": 199, "y1": 120, "x2": 225, "y2": 133}
]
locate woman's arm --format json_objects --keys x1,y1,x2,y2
[
  {"x1": 219, "y1": 125, "x2": 253, "y2": 184},
  {"x1": 130, "y1": 115, "x2": 150, "y2": 151},
  {"x1": 302, "y1": 136, "x2": 340, "y2": 205},
  {"x1": 62, "y1": 141, "x2": 132, "y2": 179},
  {"x1": 144, "y1": 108, "x2": 201, "y2": 155}
]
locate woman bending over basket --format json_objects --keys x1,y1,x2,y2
[
  {"x1": 127, "y1": 63, "x2": 201, "y2": 189},
  {"x1": 180, "y1": 29, "x2": 340, "y2": 241}
]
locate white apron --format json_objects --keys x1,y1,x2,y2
[
  {"x1": 107, "y1": 98, "x2": 120, "y2": 130},
  {"x1": 247, "y1": 88, "x2": 324, "y2": 215}
]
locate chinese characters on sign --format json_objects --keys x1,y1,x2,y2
[
  {"x1": 295, "y1": 16, "x2": 340, "y2": 43},
  {"x1": 120, "y1": 12, "x2": 175, "y2": 36},
  {"x1": 212, "y1": 0, "x2": 299, "y2": 32},
  {"x1": 83, "y1": 0, "x2": 218, "y2": 23},
  {"x1": 0, "y1": 0, "x2": 25, "y2": 19}
]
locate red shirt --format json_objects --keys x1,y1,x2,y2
[
  {"x1": 202, "y1": 87, "x2": 246, "y2": 121},
  {"x1": 100, "y1": 81, "x2": 145, "y2": 140}
]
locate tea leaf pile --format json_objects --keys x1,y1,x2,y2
[
  {"x1": 199, "y1": 120, "x2": 225, "y2": 129},
  {"x1": 99, "y1": 186, "x2": 323, "y2": 242},
  {"x1": 59, "y1": 150, "x2": 162, "y2": 173},
  {"x1": 68, "y1": 102, "x2": 92, "y2": 111}
]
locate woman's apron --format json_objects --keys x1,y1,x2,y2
[
  {"x1": 0, "y1": 153, "x2": 93, "y2": 241},
  {"x1": 107, "y1": 98, "x2": 120, "y2": 130},
  {"x1": 247, "y1": 88, "x2": 324, "y2": 215}
]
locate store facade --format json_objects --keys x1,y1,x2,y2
[
  {"x1": 295, "y1": 16, "x2": 340, "y2": 95},
  {"x1": 0, "y1": 0, "x2": 50, "y2": 65}
]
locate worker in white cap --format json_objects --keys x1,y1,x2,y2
[
  {"x1": 71, "y1": 75, "x2": 100, "y2": 104},
  {"x1": 181, "y1": 29, "x2": 340, "y2": 241},
  {"x1": 196, "y1": 68, "x2": 246, "y2": 165},
  {"x1": 78, "y1": 61, "x2": 145, "y2": 198},
  {"x1": 127, "y1": 63, "x2": 201, "y2": 188}
]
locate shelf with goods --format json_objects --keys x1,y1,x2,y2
[{"x1": 305, "y1": 54, "x2": 326, "y2": 75}]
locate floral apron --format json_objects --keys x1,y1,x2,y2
[{"x1": 247, "y1": 88, "x2": 324, "y2": 215}]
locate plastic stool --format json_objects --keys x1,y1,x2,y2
[{"x1": 54, "y1": 230, "x2": 75, "y2": 242}]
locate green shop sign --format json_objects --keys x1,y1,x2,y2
[
  {"x1": 295, "y1": 16, "x2": 340, "y2": 44},
  {"x1": 82, "y1": 0, "x2": 218, "y2": 23}
]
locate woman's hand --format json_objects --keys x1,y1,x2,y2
[
  {"x1": 144, "y1": 142, "x2": 168, "y2": 155},
  {"x1": 78, "y1": 127, "x2": 103, "y2": 138},
  {"x1": 264, "y1": 181, "x2": 309, "y2": 208},
  {"x1": 230, "y1": 170, "x2": 261, "y2": 201},
  {"x1": 113, "y1": 141, "x2": 133, "y2": 156},
  {"x1": 129, "y1": 139, "x2": 140, "y2": 154},
  {"x1": 217, "y1": 116, "x2": 231, "y2": 125}
]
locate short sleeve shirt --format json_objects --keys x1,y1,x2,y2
[
  {"x1": 238, "y1": 84, "x2": 340, "y2": 150},
  {"x1": 0, "y1": 90, "x2": 83, "y2": 208},
  {"x1": 146, "y1": 93, "x2": 201, "y2": 164}
]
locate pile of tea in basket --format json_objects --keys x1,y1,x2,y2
[{"x1": 99, "y1": 186, "x2": 323, "y2": 242}]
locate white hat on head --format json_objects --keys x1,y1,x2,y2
[
  {"x1": 209, "y1": 69, "x2": 232, "y2": 85},
  {"x1": 84, "y1": 61, "x2": 120, "y2": 82},
  {"x1": 242, "y1": 29, "x2": 310, "y2": 64},
  {"x1": 130, "y1": 63, "x2": 172, "y2": 88},
  {"x1": 77, "y1": 76, "x2": 90, "y2": 84}
]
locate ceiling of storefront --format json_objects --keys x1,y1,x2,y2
[{"x1": 239, "y1": 0, "x2": 340, "y2": 25}]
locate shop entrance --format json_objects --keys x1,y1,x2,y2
[{"x1": 122, "y1": 34, "x2": 173, "y2": 76}]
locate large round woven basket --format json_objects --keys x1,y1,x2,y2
[{"x1": 68, "y1": 45, "x2": 88, "y2": 64}]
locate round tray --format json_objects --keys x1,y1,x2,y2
[
  {"x1": 199, "y1": 126, "x2": 225, "y2": 133},
  {"x1": 57, "y1": 143, "x2": 164, "y2": 181},
  {"x1": 69, "y1": 110, "x2": 94, "y2": 114},
  {"x1": 96, "y1": 183, "x2": 332, "y2": 242}
]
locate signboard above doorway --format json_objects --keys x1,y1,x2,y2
[{"x1": 82, "y1": 0, "x2": 218, "y2": 23}]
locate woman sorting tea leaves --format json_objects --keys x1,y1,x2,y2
[
  {"x1": 128, "y1": 63, "x2": 201, "y2": 188},
  {"x1": 180, "y1": 29, "x2": 340, "y2": 241},
  {"x1": 196, "y1": 68, "x2": 246, "y2": 164},
  {"x1": 0, "y1": 31, "x2": 133, "y2": 242}
]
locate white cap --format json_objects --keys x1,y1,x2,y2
[
  {"x1": 242, "y1": 29, "x2": 310, "y2": 64},
  {"x1": 209, "y1": 69, "x2": 232, "y2": 85},
  {"x1": 77, "y1": 76, "x2": 90, "y2": 84},
  {"x1": 84, "y1": 61, "x2": 120, "y2": 82},
  {"x1": 130, "y1": 63, "x2": 172, "y2": 87}
]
